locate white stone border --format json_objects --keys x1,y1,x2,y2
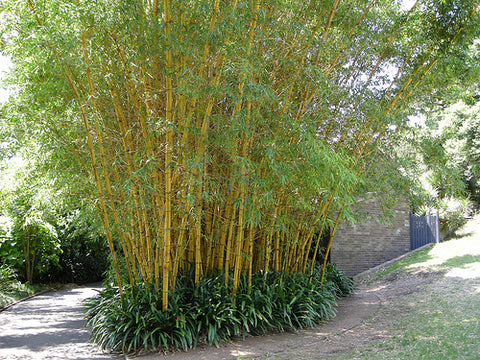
[{"x1": 353, "y1": 243, "x2": 435, "y2": 282}]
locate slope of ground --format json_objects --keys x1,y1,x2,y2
[
  {"x1": 1, "y1": 216, "x2": 479, "y2": 360},
  {"x1": 139, "y1": 215, "x2": 480, "y2": 360}
]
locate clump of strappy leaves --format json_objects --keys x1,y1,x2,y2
[{"x1": 84, "y1": 265, "x2": 354, "y2": 354}]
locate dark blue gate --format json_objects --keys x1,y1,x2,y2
[{"x1": 410, "y1": 211, "x2": 440, "y2": 250}]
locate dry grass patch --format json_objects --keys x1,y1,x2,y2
[{"x1": 338, "y1": 215, "x2": 480, "y2": 360}]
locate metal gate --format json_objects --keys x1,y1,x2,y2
[{"x1": 409, "y1": 211, "x2": 440, "y2": 250}]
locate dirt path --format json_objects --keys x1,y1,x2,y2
[
  {"x1": 0, "y1": 265, "x2": 437, "y2": 360},
  {"x1": 138, "y1": 242, "x2": 447, "y2": 360},
  {"x1": 0, "y1": 240, "x2": 463, "y2": 360},
  {"x1": 0, "y1": 284, "x2": 120, "y2": 360},
  {"x1": 136, "y1": 287, "x2": 383, "y2": 360}
]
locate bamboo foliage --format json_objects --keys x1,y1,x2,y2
[{"x1": 4, "y1": 0, "x2": 479, "y2": 308}]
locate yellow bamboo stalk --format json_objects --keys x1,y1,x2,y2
[
  {"x1": 188, "y1": 55, "x2": 225, "y2": 280},
  {"x1": 224, "y1": 203, "x2": 237, "y2": 285},
  {"x1": 228, "y1": 0, "x2": 259, "y2": 292},
  {"x1": 62, "y1": 65, "x2": 123, "y2": 296},
  {"x1": 232, "y1": 141, "x2": 248, "y2": 298},
  {"x1": 274, "y1": 232, "x2": 281, "y2": 272},
  {"x1": 172, "y1": 0, "x2": 222, "y2": 191},
  {"x1": 300, "y1": 227, "x2": 316, "y2": 273},
  {"x1": 309, "y1": 197, "x2": 334, "y2": 279},
  {"x1": 263, "y1": 203, "x2": 278, "y2": 274},
  {"x1": 294, "y1": 226, "x2": 315, "y2": 273},
  {"x1": 106, "y1": 80, "x2": 153, "y2": 272},
  {"x1": 217, "y1": 191, "x2": 235, "y2": 271},
  {"x1": 126, "y1": 117, "x2": 164, "y2": 278},
  {"x1": 171, "y1": 215, "x2": 188, "y2": 290},
  {"x1": 322, "y1": 0, "x2": 341, "y2": 40},
  {"x1": 319, "y1": 206, "x2": 344, "y2": 285},
  {"x1": 162, "y1": 0, "x2": 174, "y2": 311},
  {"x1": 247, "y1": 222, "x2": 255, "y2": 291},
  {"x1": 232, "y1": 198, "x2": 245, "y2": 297},
  {"x1": 82, "y1": 32, "x2": 138, "y2": 286},
  {"x1": 27, "y1": 0, "x2": 43, "y2": 26},
  {"x1": 206, "y1": 207, "x2": 219, "y2": 274},
  {"x1": 104, "y1": 35, "x2": 167, "y2": 267},
  {"x1": 325, "y1": 0, "x2": 379, "y2": 76},
  {"x1": 44, "y1": 123, "x2": 139, "y2": 283},
  {"x1": 127, "y1": 230, "x2": 149, "y2": 281}
]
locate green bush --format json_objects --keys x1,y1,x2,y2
[
  {"x1": 36, "y1": 210, "x2": 109, "y2": 284},
  {"x1": 0, "y1": 264, "x2": 17, "y2": 291},
  {"x1": 0, "y1": 264, "x2": 44, "y2": 308},
  {"x1": 322, "y1": 263, "x2": 356, "y2": 297},
  {"x1": 84, "y1": 265, "x2": 354, "y2": 354},
  {"x1": 10, "y1": 220, "x2": 61, "y2": 283},
  {"x1": 1, "y1": 209, "x2": 110, "y2": 285},
  {"x1": 0, "y1": 237, "x2": 23, "y2": 274},
  {"x1": 44, "y1": 231, "x2": 109, "y2": 284},
  {"x1": 438, "y1": 197, "x2": 474, "y2": 238}
]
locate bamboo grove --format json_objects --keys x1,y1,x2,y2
[{"x1": 2, "y1": 0, "x2": 479, "y2": 309}]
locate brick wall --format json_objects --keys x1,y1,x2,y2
[{"x1": 330, "y1": 197, "x2": 410, "y2": 277}]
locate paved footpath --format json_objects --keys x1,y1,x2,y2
[{"x1": 0, "y1": 285, "x2": 122, "y2": 360}]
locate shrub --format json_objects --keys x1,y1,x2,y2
[
  {"x1": 84, "y1": 265, "x2": 354, "y2": 354},
  {"x1": 44, "y1": 232, "x2": 109, "y2": 284},
  {"x1": 322, "y1": 263, "x2": 356, "y2": 297},
  {"x1": 438, "y1": 197, "x2": 474, "y2": 238},
  {"x1": 0, "y1": 264, "x2": 17, "y2": 292},
  {"x1": 0, "y1": 264, "x2": 43, "y2": 309},
  {"x1": 0, "y1": 237, "x2": 23, "y2": 276},
  {"x1": 34, "y1": 210, "x2": 110, "y2": 284},
  {"x1": 10, "y1": 220, "x2": 61, "y2": 283}
]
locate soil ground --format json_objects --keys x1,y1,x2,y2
[
  {"x1": 0, "y1": 262, "x2": 413, "y2": 360},
  {"x1": 137, "y1": 259, "x2": 439, "y2": 360}
]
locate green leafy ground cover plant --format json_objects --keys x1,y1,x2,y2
[
  {"x1": 84, "y1": 264, "x2": 354, "y2": 354},
  {"x1": 0, "y1": 264, "x2": 43, "y2": 309},
  {"x1": 366, "y1": 245, "x2": 436, "y2": 282}
]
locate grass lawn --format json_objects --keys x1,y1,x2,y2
[{"x1": 339, "y1": 215, "x2": 480, "y2": 360}]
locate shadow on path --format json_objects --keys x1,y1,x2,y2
[{"x1": 0, "y1": 284, "x2": 122, "y2": 360}]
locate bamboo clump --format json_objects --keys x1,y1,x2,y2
[{"x1": 23, "y1": 0, "x2": 480, "y2": 308}]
